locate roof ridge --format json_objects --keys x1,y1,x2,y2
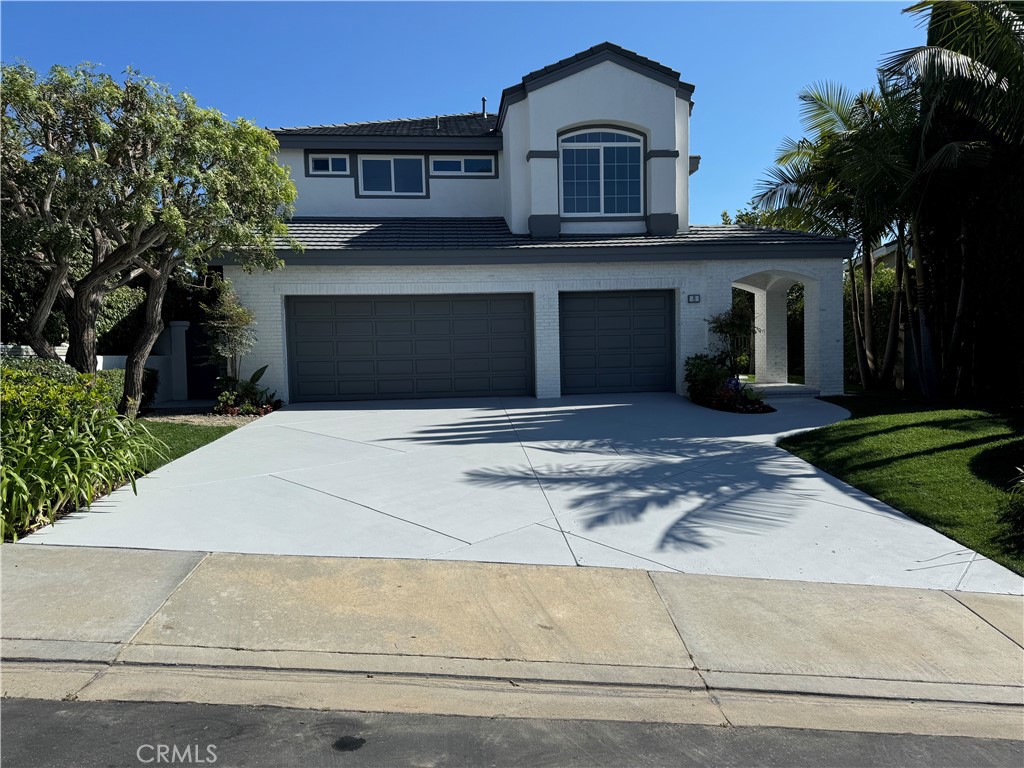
[{"x1": 273, "y1": 112, "x2": 494, "y2": 133}]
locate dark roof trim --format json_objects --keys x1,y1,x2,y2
[
  {"x1": 497, "y1": 43, "x2": 695, "y2": 129},
  {"x1": 526, "y1": 150, "x2": 559, "y2": 160},
  {"x1": 646, "y1": 149, "x2": 679, "y2": 160},
  {"x1": 264, "y1": 243, "x2": 850, "y2": 267},
  {"x1": 277, "y1": 135, "x2": 503, "y2": 151},
  {"x1": 689, "y1": 155, "x2": 701, "y2": 175}
]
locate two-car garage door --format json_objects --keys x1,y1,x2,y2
[
  {"x1": 287, "y1": 294, "x2": 534, "y2": 401},
  {"x1": 286, "y1": 290, "x2": 674, "y2": 401}
]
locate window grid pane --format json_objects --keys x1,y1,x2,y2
[
  {"x1": 602, "y1": 146, "x2": 641, "y2": 214},
  {"x1": 362, "y1": 159, "x2": 393, "y2": 192},
  {"x1": 562, "y1": 148, "x2": 601, "y2": 214},
  {"x1": 311, "y1": 157, "x2": 330, "y2": 172},
  {"x1": 330, "y1": 157, "x2": 347, "y2": 173},
  {"x1": 393, "y1": 158, "x2": 424, "y2": 193}
]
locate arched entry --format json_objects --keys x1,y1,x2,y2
[{"x1": 732, "y1": 269, "x2": 841, "y2": 394}]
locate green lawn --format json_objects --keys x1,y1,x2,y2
[
  {"x1": 139, "y1": 420, "x2": 239, "y2": 473},
  {"x1": 779, "y1": 396, "x2": 1024, "y2": 576}
]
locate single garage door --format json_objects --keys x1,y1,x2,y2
[
  {"x1": 286, "y1": 294, "x2": 534, "y2": 401},
  {"x1": 559, "y1": 290, "x2": 674, "y2": 395}
]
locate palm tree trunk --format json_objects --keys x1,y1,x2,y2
[
  {"x1": 911, "y1": 217, "x2": 940, "y2": 397},
  {"x1": 847, "y1": 256, "x2": 871, "y2": 388},
  {"x1": 860, "y1": 231, "x2": 877, "y2": 382},
  {"x1": 879, "y1": 223, "x2": 907, "y2": 385},
  {"x1": 945, "y1": 217, "x2": 970, "y2": 396}
]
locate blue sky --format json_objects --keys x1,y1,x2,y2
[{"x1": 1, "y1": 1, "x2": 922, "y2": 224}]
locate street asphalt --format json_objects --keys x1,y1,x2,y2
[{"x1": 3, "y1": 698, "x2": 1022, "y2": 768}]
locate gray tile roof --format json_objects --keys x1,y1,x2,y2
[
  {"x1": 279, "y1": 218, "x2": 852, "y2": 251},
  {"x1": 520, "y1": 42, "x2": 682, "y2": 87},
  {"x1": 273, "y1": 113, "x2": 498, "y2": 138}
]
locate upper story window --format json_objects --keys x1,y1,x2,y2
[
  {"x1": 560, "y1": 129, "x2": 642, "y2": 216},
  {"x1": 358, "y1": 156, "x2": 425, "y2": 196},
  {"x1": 430, "y1": 156, "x2": 495, "y2": 176},
  {"x1": 308, "y1": 154, "x2": 349, "y2": 175}
]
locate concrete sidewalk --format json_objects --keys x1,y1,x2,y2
[{"x1": 2, "y1": 546, "x2": 1022, "y2": 740}]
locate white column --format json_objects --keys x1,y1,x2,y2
[
  {"x1": 169, "y1": 321, "x2": 190, "y2": 401},
  {"x1": 533, "y1": 287, "x2": 561, "y2": 399},
  {"x1": 754, "y1": 287, "x2": 789, "y2": 384},
  {"x1": 804, "y1": 271, "x2": 844, "y2": 395}
]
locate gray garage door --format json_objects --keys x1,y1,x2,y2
[
  {"x1": 286, "y1": 294, "x2": 534, "y2": 401},
  {"x1": 560, "y1": 291, "x2": 674, "y2": 395}
]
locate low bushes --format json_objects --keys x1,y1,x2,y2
[
  {"x1": 683, "y1": 353, "x2": 774, "y2": 414},
  {"x1": 214, "y1": 364, "x2": 282, "y2": 417},
  {"x1": 91, "y1": 367, "x2": 160, "y2": 410},
  {"x1": 0, "y1": 359, "x2": 163, "y2": 540},
  {"x1": 998, "y1": 467, "x2": 1024, "y2": 555}
]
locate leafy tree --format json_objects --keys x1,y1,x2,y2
[
  {"x1": 1, "y1": 63, "x2": 298, "y2": 416},
  {"x1": 754, "y1": 1, "x2": 1024, "y2": 398},
  {"x1": 201, "y1": 280, "x2": 256, "y2": 381}
]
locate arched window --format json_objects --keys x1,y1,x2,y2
[{"x1": 560, "y1": 129, "x2": 643, "y2": 216}]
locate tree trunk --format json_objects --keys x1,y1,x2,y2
[
  {"x1": 120, "y1": 269, "x2": 172, "y2": 419},
  {"x1": 860, "y1": 231, "x2": 877, "y2": 382},
  {"x1": 64, "y1": 288, "x2": 105, "y2": 373},
  {"x1": 847, "y1": 256, "x2": 871, "y2": 389},
  {"x1": 911, "y1": 218, "x2": 940, "y2": 397},
  {"x1": 878, "y1": 225, "x2": 906, "y2": 386},
  {"x1": 945, "y1": 218, "x2": 970, "y2": 396},
  {"x1": 23, "y1": 263, "x2": 71, "y2": 360}
]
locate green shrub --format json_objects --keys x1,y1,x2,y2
[
  {"x1": 213, "y1": 364, "x2": 281, "y2": 416},
  {"x1": 998, "y1": 467, "x2": 1024, "y2": 554},
  {"x1": 0, "y1": 366, "x2": 163, "y2": 540},
  {"x1": 684, "y1": 353, "x2": 731, "y2": 403},
  {"x1": 0, "y1": 355, "x2": 79, "y2": 383},
  {"x1": 91, "y1": 368, "x2": 160, "y2": 410}
]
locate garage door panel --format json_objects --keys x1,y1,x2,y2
[
  {"x1": 337, "y1": 340, "x2": 374, "y2": 356},
  {"x1": 377, "y1": 340, "x2": 414, "y2": 356},
  {"x1": 295, "y1": 360, "x2": 335, "y2": 378},
  {"x1": 338, "y1": 360, "x2": 376, "y2": 376},
  {"x1": 559, "y1": 291, "x2": 674, "y2": 395},
  {"x1": 297, "y1": 381, "x2": 338, "y2": 398},
  {"x1": 376, "y1": 359, "x2": 413, "y2": 376},
  {"x1": 337, "y1": 320, "x2": 374, "y2": 335},
  {"x1": 452, "y1": 318, "x2": 489, "y2": 335},
  {"x1": 491, "y1": 317, "x2": 527, "y2": 334},
  {"x1": 562, "y1": 316, "x2": 596, "y2": 333},
  {"x1": 376, "y1": 320, "x2": 414, "y2": 335},
  {"x1": 288, "y1": 295, "x2": 534, "y2": 401},
  {"x1": 295, "y1": 320, "x2": 335, "y2": 336},
  {"x1": 561, "y1": 296, "x2": 595, "y2": 313},
  {"x1": 295, "y1": 301, "x2": 334, "y2": 318},
  {"x1": 414, "y1": 319, "x2": 451, "y2": 335},
  {"x1": 415, "y1": 339, "x2": 452, "y2": 355},
  {"x1": 414, "y1": 300, "x2": 451, "y2": 315},
  {"x1": 376, "y1": 301, "x2": 413, "y2": 316},
  {"x1": 490, "y1": 337, "x2": 528, "y2": 354},
  {"x1": 454, "y1": 358, "x2": 490, "y2": 374},
  {"x1": 296, "y1": 340, "x2": 335, "y2": 357},
  {"x1": 633, "y1": 315, "x2": 667, "y2": 330},
  {"x1": 453, "y1": 338, "x2": 489, "y2": 354},
  {"x1": 416, "y1": 359, "x2": 453, "y2": 375},
  {"x1": 633, "y1": 295, "x2": 670, "y2": 311},
  {"x1": 599, "y1": 353, "x2": 632, "y2": 369},
  {"x1": 379, "y1": 379, "x2": 416, "y2": 395},
  {"x1": 335, "y1": 301, "x2": 373, "y2": 316},
  {"x1": 452, "y1": 299, "x2": 489, "y2": 315}
]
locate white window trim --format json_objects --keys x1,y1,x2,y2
[
  {"x1": 358, "y1": 155, "x2": 427, "y2": 196},
  {"x1": 559, "y1": 130, "x2": 644, "y2": 218},
  {"x1": 308, "y1": 153, "x2": 349, "y2": 176},
  {"x1": 429, "y1": 156, "x2": 495, "y2": 176}
]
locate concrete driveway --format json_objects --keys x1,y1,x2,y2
[{"x1": 21, "y1": 394, "x2": 1022, "y2": 594}]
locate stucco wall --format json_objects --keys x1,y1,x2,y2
[
  {"x1": 225, "y1": 256, "x2": 842, "y2": 403},
  {"x1": 279, "y1": 148, "x2": 505, "y2": 219}
]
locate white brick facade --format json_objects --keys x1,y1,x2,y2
[{"x1": 224, "y1": 257, "x2": 844, "y2": 403}]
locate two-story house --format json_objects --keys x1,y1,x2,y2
[{"x1": 224, "y1": 43, "x2": 851, "y2": 403}]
